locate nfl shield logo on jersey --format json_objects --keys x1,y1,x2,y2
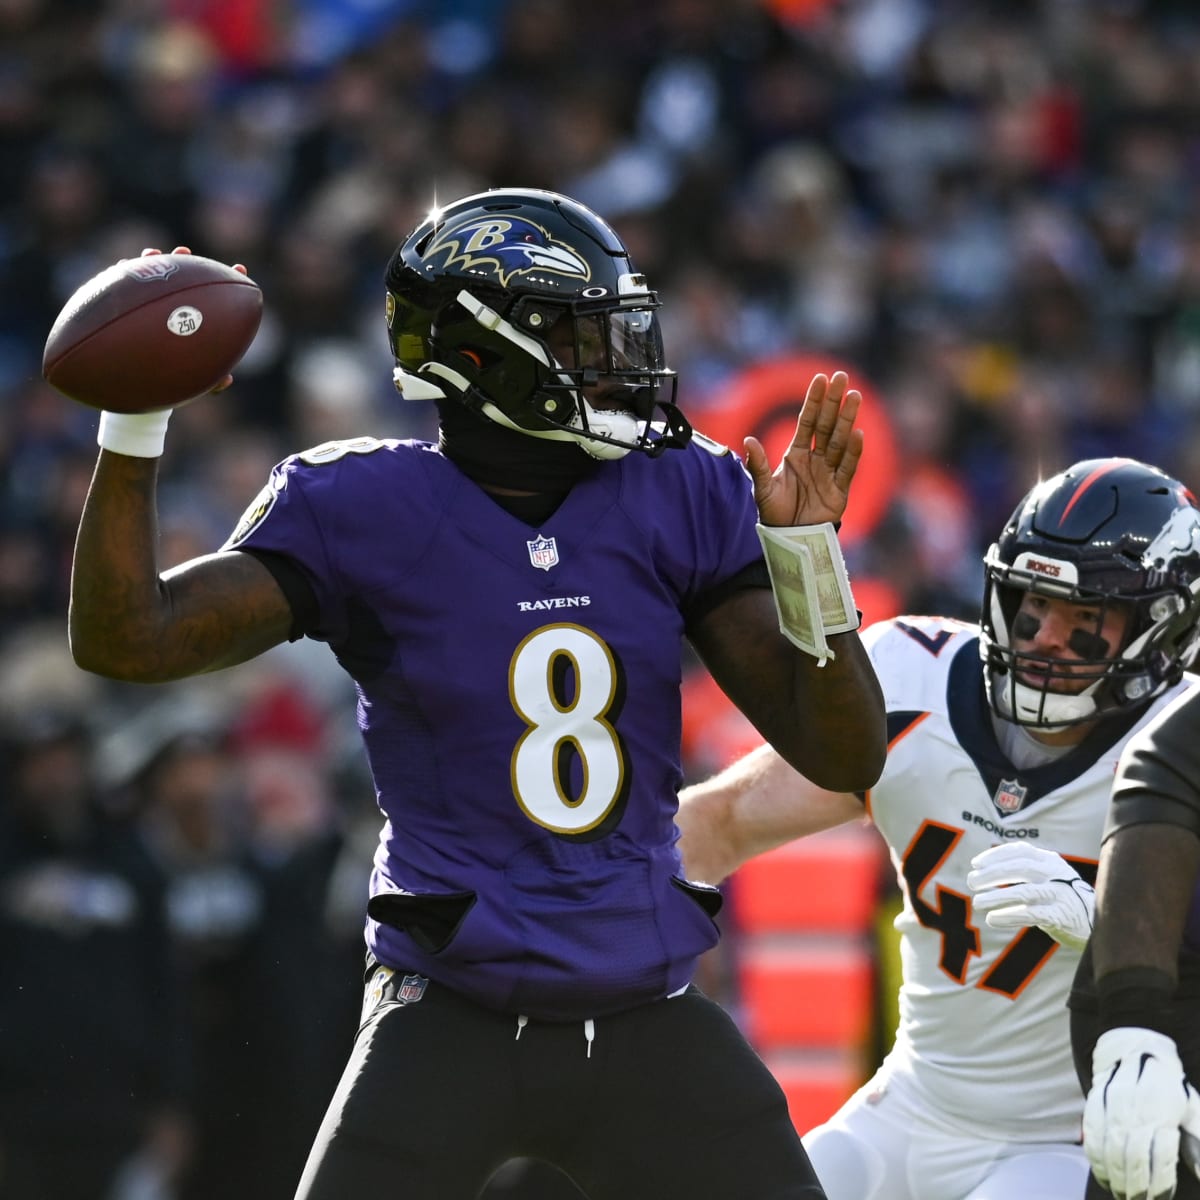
[
  {"x1": 993, "y1": 778, "x2": 1027, "y2": 814},
  {"x1": 527, "y1": 535, "x2": 559, "y2": 571}
]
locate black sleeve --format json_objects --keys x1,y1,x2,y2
[
  {"x1": 684, "y1": 558, "x2": 770, "y2": 632},
  {"x1": 1106, "y1": 688, "x2": 1200, "y2": 841},
  {"x1": 240, "y1": 547, "x2": 321, "y2": 641}
]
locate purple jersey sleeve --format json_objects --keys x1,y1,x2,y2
[{"x1": 638, "y1": 430, "x2": 765, "y2": 609}]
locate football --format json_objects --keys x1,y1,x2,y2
[{"x1": 42, "y1": 252, "x2": 263, "y2": 413}]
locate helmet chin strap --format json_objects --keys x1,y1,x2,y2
[
  {"x1": 992, "y1": 672, "x2": 1102, "y2": 732},
  {"x1": 480, "y1": 401, "x2": 635, "y2": 460},
  {"x1": 571, "y1": 410, "x2": 640, "y2": 460}
]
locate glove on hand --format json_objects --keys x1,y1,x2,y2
[
  {"x1": 966, "y1": 842, "x2": 1093, "y2": 951},
  {"x1": 1084, "y1": 1026, "x2": 1200, "y2": 1200}
]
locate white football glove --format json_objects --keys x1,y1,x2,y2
[
  {"x1": 966, "y1": 842, "x2": 1094, "y2": 951},
  {"x1": 1084, "y1": 1026, "x2": 1200, "y2": 1200}
]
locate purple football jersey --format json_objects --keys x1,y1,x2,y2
[{"x1": 227, "y1": 434, "x2": 763, "y2": 1018}]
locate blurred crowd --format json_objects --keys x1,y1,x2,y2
[{"x1": 4, "y1": 0, "x2": 1200, "y2": 1195}]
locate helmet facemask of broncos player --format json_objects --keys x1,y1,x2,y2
[
  {"x1": 384, "y1": 188, "x2": 691, "y2": 462},
  {"x1": 981, "y1": 458, "x2": 1200, "y2": 731}
]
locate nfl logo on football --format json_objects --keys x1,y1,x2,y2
[
  {"x1": 993, "y1": 778, "x2": 1027, "y2": 814},
  {"x1": 527, "y1": 535, "x2": 559, "y2": 571},
  {"x1": 127, "y1": 257, "x2": 179, "y2": 282}
]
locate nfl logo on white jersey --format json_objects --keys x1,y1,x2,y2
[
  {"x1": 994, "y1": 778, "x2": 1028, "y2": 814},
  {"x1": 527, "y1": 535, "x2": 559, "y2": 571}
]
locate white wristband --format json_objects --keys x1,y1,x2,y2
[{"x1": 97, "y1": 409, "x2": 172, "y2": 458}]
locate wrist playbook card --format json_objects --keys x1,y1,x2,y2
[{"x1": 757, "y1": 522, "x2": 858, "y2": 665}]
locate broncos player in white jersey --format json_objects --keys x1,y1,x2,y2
[{"x1": 677, "y1": 457, "x2": 1200, "y2": 1200}]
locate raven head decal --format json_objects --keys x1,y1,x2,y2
[{"x1": 424, "y1": 215, "x2": 591, "y2": 290}]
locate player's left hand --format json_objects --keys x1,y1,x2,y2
[
  {"x1": 744, "y1": 370, "x2": 864, "y2": 528},
  {"x1": 966, "y1": 842, "x2": 1094, "y2": 951},
  {"x1": 1084, "y1": 1026, "x2": 1200, "y2": 1200}
]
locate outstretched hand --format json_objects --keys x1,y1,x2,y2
[{"x1": 745, "y1": 370, "x2": 864, "y2": 528}]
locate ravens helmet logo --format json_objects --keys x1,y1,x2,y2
[{"x1": 425, "y1": 215, "x2": 591, "y2": 289}]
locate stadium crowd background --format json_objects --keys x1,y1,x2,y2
[{"x1": 4, "y1": 0, "x2": 1200, "y2": 1196}]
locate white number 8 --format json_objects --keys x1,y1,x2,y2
[{"x1": 509, "y1": 624, "x2": 626, "y2": 833}]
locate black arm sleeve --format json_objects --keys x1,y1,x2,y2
[
  {"x1": 240, "y1": 547, "x2": 320, "y2": 641},
  {"x1": 1106, "y1": 688, "x2": 1200, "y2": 841},
  {"x1": 684, "y1": 559, "x2": 770, "y2": 632}
]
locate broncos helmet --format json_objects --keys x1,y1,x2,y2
[
  {"x1": 384, "y1": 187, "x2": 691, "y2": 460},
  {"x1": 981, "y1": 457, "x2": 1200, "y2": 730}
]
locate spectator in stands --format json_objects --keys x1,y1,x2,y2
[
  {"x1": 133, "y1": 724, "x2": 269, "y2": 1200},
  {"x1": 0, "y1": 708, "x2": 192, "y2": 1200}
]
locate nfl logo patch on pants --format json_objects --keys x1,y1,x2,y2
[{"x1": 397, "y1": 974, "x2": 428, "y2": 1003}]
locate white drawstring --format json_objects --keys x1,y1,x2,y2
[{"x1": 512, "y1": 1013, "x2": 595, "y2": 1057}]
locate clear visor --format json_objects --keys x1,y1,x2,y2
[{"x1": 572, "y1": 308, "x2": 666, "y2": 376}]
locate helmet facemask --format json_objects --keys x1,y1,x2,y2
[
  {"x1": 984, "y1": 563, "x2": 1144, "y2": 730},
  {"x1": 425, "y1": 285, "x2": 688, "y2": 461}
]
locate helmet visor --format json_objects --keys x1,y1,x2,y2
[{"x1": 571, "y1": 308, "x2": 666, "y2": 377}]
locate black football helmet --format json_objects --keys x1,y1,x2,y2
[
  {"x1": 981, "y1": 458, "x2": 1200, "y2": 729},
  {"x1": 384, "y1": 187, "x2": 691, "y2": 460}
]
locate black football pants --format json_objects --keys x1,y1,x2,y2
[{"x1": 293, "y1": 966, "x2": 827, "y2": 1199}]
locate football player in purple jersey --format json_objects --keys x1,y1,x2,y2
[
  {"x1": 1073, "y1": 687, "x2": 1200, "y2": 1200},
  {"x1": 68, "y1": 188, "x2": 885, "y2": 1199}
]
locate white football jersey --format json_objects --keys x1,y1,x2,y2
[{"x1": 862, "y1": 615, "x2": 1197, "y2": 1143}]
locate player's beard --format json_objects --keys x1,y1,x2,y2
[{"x1": 437, "y1": 400, "x2": 602, "y2": 493}]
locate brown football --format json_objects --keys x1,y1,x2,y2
[{"x1": 42, "y1": 252, "x2": 263, "y2": 412}]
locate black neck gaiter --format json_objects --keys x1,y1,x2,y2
[{"x1": 436, "y1": 401, "x2": 602, "y2": 493}]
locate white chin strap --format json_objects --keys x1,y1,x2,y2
[
  {"x1": 992, "y1": 672, "x2": 1101, "y2": 731},
  {"x1": 480, "y1": 400, "x2": 635, "y2": 461},
  {"x1": 573, "y1": 410, "x2": 640, "y2": 460}
]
